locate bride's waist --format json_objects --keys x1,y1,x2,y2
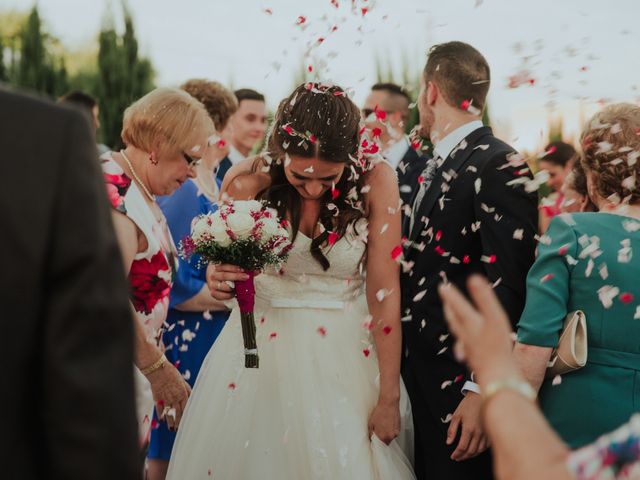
[{"x1": 254, "y1": 279, "x2": 364, "y2": 310}]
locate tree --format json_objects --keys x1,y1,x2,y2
[
  {"x1": 15, "y1": 7, "x2": 67, "y2": 96},
  {"x1": 0, "y1": 31, "x2": 6, "y2": 82},
  {"x1": 548, "y1": 114, "x2": 564, "y2": 143},
  {"x1": 97, "y1": 4, "x2": 154, "y2": 148}
]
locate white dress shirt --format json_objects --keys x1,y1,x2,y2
[
  {"x1": 432, "y1": 120, "x2": 483, "y2": 162},
  {"x1": 227, "y1": 144, "x2": 246, "y2": 165},
  {"x1": 383, "y1": 136, "x2": 411, "y2": 170}
]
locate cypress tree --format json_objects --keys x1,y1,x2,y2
[{"x1": 97, "y1": 5, "x2": 154, "y2": 149}]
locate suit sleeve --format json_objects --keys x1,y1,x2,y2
[
  {"x1": 42, "y1": 112, "x2": 140, "y2": 479},
  {"x1": 474, "y1": 150, "x2": 539, "y2": 326}
]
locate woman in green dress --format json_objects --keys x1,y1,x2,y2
[{"x1": 514, "y1": 103, "x2": 640, "y2": 449}]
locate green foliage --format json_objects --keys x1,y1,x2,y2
[
  {"x1": 97, "y1": 5, "x2": 155, "y2": 148},
  {"x1": 3, "y1": 7, "x2": 69, "y2": 96},
  {"x1": 193, "y1": 239, "x2": 288, "y2": 273},
  {"x1": 0, "y1": 33, "x2": 6, "y2": 81},
  {"x1": 548, "y1": 115, "x2": 564, "y2": 143}
]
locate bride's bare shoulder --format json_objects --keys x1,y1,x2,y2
[{"x1": 220, "y1": 156, "x2": 271, "y2": 200}]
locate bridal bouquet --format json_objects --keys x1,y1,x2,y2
[{"x1": 181, "y1": 200, "x2": 292, "y2": 368}]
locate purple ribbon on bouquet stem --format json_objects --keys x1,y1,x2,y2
[{"x1": 235, "y1": 271, "x2": 259, "y2": 368}]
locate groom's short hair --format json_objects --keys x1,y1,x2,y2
[{"x1": 423, "y1": 41, "x2": 490, "y2": 112}]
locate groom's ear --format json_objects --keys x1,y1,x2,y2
[{"x1": 426, "y1": 81, "x2": 438, "y2": 106}]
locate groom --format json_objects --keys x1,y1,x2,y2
[{"x1": 400, "y1": 41, "x2": 538, "y2": 479}]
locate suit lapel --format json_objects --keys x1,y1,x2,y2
[{"x1": 408, "y1": 127, "x2": 493, "y2": 243}]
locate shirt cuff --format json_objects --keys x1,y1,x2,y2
[{"x1": 462, "y1": 381, "x2": 481, "y2": 395}]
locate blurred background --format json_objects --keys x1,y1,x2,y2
[{"x1": 1, "y1": 0, "x2": 638, "y2": 158}]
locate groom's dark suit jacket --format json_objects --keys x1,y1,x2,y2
[
  {"x1": 396, "y1": 145, "x2": 429, "y2": 210},
  {"x1": 0, "y1": 89, "x2": 139, "y2": 479},
  {"x1": 401, "y1": 126, "x2": 538, "y2": 480}
]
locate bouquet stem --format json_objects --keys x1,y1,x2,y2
[
  {"x1": 235, "y1": 271, "x2": 259, "y2": 369},
  {"x1": 240, "y1": 312, "x2": 259, "y2": 368}
]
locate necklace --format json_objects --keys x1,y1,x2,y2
[{"x1": 120, "y1": 150, "x2": 156, "y2": 202}]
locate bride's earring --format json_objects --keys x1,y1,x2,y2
[{"x1": 149, "y1": 152, "x2": 158, "y2": 165}]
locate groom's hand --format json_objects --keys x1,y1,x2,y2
[{"x1": 447, "y1": 392, "x2": 489, "y2": 461}]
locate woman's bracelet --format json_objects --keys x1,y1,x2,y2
[
  {"x1": 140, "y1": 354, "x2": 167, "y2": 376},
  {"x1": 482, "y1": 376, "x2": 537, "y2": 412}
]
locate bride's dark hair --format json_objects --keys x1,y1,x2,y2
[{"x1": 253, "y1": 82, "x2": 368, "y2": 270}]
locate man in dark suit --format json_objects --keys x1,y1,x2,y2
[
  {"x1": 0, "y1": 88, "x2": 139, "y2": 479},
  {"x1": 362, "y1": 83, "x2": 429, "y2": 211},
  {"x1": 400, "y1": 42, "x2": 538, "y2": 480}
]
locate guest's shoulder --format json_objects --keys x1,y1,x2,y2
[
  {"x1": 565, "y1": 211, "x2": 640, "y2": 235},
  {"x1": 157, "y1": 178, "x2": 199, "y2": 209},
  {"x1": 0, "y1": 88, "x2": 80, "y2": 127}
]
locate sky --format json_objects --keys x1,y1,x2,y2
[{"x1": 3, "y1": 0, "x2": 640, "y2": 151}]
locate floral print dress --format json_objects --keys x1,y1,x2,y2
[
  {"x1": 102, "y1": 152, "x2": 177, "y2": 440},
  {"x1": 567, "y1": 414, "x2": 640, "y2": 479}
]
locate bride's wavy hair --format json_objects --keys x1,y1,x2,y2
[{"x1": 253, "y1": 82, "x2": 368, "y2": 270}]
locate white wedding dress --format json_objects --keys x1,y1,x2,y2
[{"x1": 167, "y1": 223, "x2": 416, "y2": 479}]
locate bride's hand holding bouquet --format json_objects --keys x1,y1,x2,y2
[{"x1": 180, "y1": 200, "x2": 292, "y2": 368}]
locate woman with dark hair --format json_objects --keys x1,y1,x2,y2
[
  {"x1": 538, "y1": 140, "x2": 577, "y2": 231},
  {"x1": 167, "y1": 83, "x2": 415, "y2": 479},
  {"x1": 560, "y1": 159, "x2": 597, "y2": 213}
]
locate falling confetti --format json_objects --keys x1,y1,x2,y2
[
  {"x1": 598, "y1": 285, "x2": 620, "y2": 309},
  {"x1": 619, "y1": 292, "x2": 634, "y2": 304}
]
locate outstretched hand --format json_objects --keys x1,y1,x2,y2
[{"x1": 438, "y1": 276, "x2": 517, "y2": 386}]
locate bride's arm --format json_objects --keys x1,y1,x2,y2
[
  {"x1": 364, "y1": 162, "x2": 403, "y2": 442},
  {"x1": 220, "y1": 156, "x2": 270, "y2": 200}
]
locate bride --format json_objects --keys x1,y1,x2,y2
[{"x1": 166, "y1": 82, "x2": 415, "y2": 479}]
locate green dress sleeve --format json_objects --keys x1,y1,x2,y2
[{"x1": 516, "y1": 215, "x2": 578, "y2": 348}]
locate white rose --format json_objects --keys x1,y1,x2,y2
[
  {"x1": 259, "y1": 217, "x2": 281, "y2": 242},
  {"x1": 225, "y1": 211, "x2": 256, "y2": 240},
  {"x1": 210, "y1": 214, "x2": 232, "y2": 247},
  {"x1": 191, "y1": 216, "x2": 212, "y2": 243},
  {"x1": 232, "y1": 200, "x2": 263, "y2": 214}
]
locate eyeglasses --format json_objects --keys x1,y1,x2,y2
[{"x1": 182, "y1": 151, "x2": 201, "y2": 167}]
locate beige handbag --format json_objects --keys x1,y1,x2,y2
[{"x1": 546, "y1": 310, "x2": 588, "y2": 378}]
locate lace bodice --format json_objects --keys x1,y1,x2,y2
[{"x1": 255, "y1": 221, "x2": 368, "y2": 307}]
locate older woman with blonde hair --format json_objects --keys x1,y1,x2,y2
[
  {"x1": 147, "y1": 80, "x2": 237, "y2": 479},
  {"x1": 514, "y1": 103, "x2": 640, "y2": 449},
  {"x1": 101, "y1": 87, "x2": 214, "y2": 447}
]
